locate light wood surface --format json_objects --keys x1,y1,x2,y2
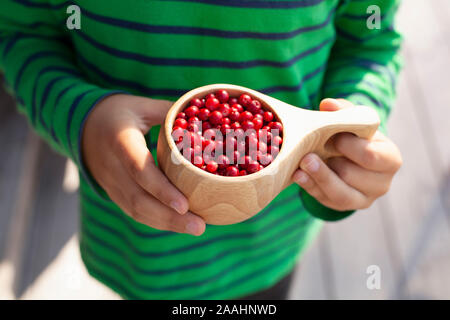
[{"x1": 157, "y1": 84, "x2": 380, "y2": 225}]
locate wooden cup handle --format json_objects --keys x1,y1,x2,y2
[{"x1": 310, "y1": 106, "x2": 380, "y2": 160}]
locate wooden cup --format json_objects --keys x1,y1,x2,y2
[{"x1": 157, "y1": 84, "x2": 380, "y2": 225}]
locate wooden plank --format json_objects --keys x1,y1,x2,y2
[
  {"x1": 397, "y1": 0, "x2": 450, "y2": 169},
  {"x1": 0, "y1": 87, "x2": 28, "y2": 261},
  {"x1": 289, "y1": 228, "x2": 330, "y2": 299},
  {"x1": 323, "y1": 203, "x2": 398, "y2": 299},
  {"x1": 0, "y1": 130, "x2": 42, "y2": 299},
  {"x1": 384, "y1": 0, "x2": 450, "y2": 298},
  {"x1": 18, "y1": 145, "x2": 80, "y2": 296},
  {"x1": 20, "y1": 235, "x2": 121, "y2": 300}
]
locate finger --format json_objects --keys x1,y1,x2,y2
[
  {"x1": 319, "y1": 98, "x2": 355, "y2": 111},
  {"x1": 292, "y1": 169, "x2": 327, "y2": 202},
  {"x1": 115, "y1": 126, "x2": 189, "y2": 215},
  {"x1": 107, "y1": 172, "x2": 205, "y2": 236},
  {"x1": 134, "y1": 97, "x2": 173, "y2": 125},
  {"x1": 327, "y1": 157, "x2": 392, "y2": 197},
  {"x1": 300, "y1": 153, "x2": 367, "y2": 211},
  {"x1": 334, "y1": 132, "x2": 402, "y2": 173}
]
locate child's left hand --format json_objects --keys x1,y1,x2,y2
[{"x1": 292, "y1": 98, "x2": 402, "y2": 212}]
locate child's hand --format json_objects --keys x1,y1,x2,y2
[
  {"x1": 293, "y1": 98, "x2": 402, "y2": 212},
  {"x1": 82, "y1": 94, "x2": 206, "y2": 236}
]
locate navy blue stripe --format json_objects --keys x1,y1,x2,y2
[
  {"x1": 260, "y1": 63, "x2": 326, "y2": 94},
  {"x1": 328, "y1": 58, "x2": 396, "y2": 89},
  {"x1": 31, "y1": 66, "x2": 79, "y2": 127},
  {"x1": 82, "y1": 211, "x2": 310, "y2": 277},
  {"x1": 81, "y1": 237, "x2": 298, "y2": 299},
  {"x1": 49, "y1": 82, "x2": 78, "y2": 141},
  {"x1": 82, "y1": 224, "x2": 302, "y2": 293},
  {"x1": 38, "y1": 75, "x2": 74, "y2": 129},
  {"x1": 66, "y1": 89, "x2": 97, "y2": 158},
  {"x1": 169, "y1": 0, "x2": 324, "y2": 9},
  {"x1": 77, "y1": 53, "x2": 185, "y2": 97},
  {"x1": 14, "y1": 0, "x2": 324, "y2": 9},
  {"x1": 336, "y1": 25, "x2": 395, "y2": 43},
  {"x1": 81, "y1": 198, "x2": 304, "y2": 258},
  {"x1": 194, "y1": 245, "x2": 298, "y2": 299},
  {"x1": 77, "y1": 53, "x2": 325, "y2": 98},
  {"x1": 2, "y1": 34, "x2": 66, "y2": 60},
  {"x1": 75, "y1": 30, "x2": 334, "y2": 69},
  {"x1": 81, "y1": 6, "x2": 335, "y2": 40},
  {"x1": 12, "y1": 0, "x2": 71, "y2": 9},
  {"x1": 13, "y1": 51, "x2": 62, "y2": 91},
  {"x1": 333, "y1": 92, "x2": 383, "y2": 109},
  {"x1": 81, "y1": 187, "x2": 300, "y2": 239}
]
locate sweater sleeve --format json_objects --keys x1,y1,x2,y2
[
  {"x1": 301, "y1": 0, "x2": 403, "y2": 221},
  {"x1": 0, "y1": 0, "x2": 122, "y2": 188}
]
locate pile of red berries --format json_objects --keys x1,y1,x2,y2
[{"x1": 171, "y1": 90, "x2": 283, "y2": 176}]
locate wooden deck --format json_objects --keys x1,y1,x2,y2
[{"x1": 1, "y1": 1, "x2": 449, "y2": 299}]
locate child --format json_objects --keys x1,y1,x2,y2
[{"x1": 0, "y1": 0, "x2": 402, "y2": 299}]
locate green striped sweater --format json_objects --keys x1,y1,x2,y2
[{"x1": 0, "y1": 0, "x2": 402, "y2": 299}]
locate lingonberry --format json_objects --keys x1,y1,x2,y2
[
  {"x1": 172, "y1": 90, "x2": 283, "y2": 176},
  {"x1": 216, "y1": 90, "x2": 229, "y2": 103}
]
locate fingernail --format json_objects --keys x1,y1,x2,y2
[
  {"x1": 303, "y1": 155, "x2": 320, "y2": 172},
  {"x1": 296, "y1": 171, "x2": 308, "y2": 185},
  {"x1": 170, "y1": 200, "x2": 185, "y2": 214},
  {"x1": 185, "y1": 222, "x2": 199, "y2": 235}
]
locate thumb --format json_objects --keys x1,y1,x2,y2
[{"x1": 319, "y1": 98, "x2": 355, "y2": 111}]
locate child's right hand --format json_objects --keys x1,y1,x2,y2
[{"x1": 81, "y1": 94, "x2": 206, "y2": 236}]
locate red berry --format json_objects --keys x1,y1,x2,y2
[
  {"x1": 238, "y1": 94, "x2": 252, "y2": 107},
  {"x1": 209, "y1": 111, "x2": 223, "y2": 125},
  {"x1": 205, "y1": 93, "x2": 216, "y2": 100},
  {"x1": 176, "y1": 112, "x2": 186, "y2": 119},
  {"x1": 221, "y1": 123, "x2": 231, "y2": 135},
  {"x1": 259, "y1": 154, "x2": 273, "y2": 166},
  {"x1": 247, "y1": 99, "x2": 261, "y2": 114},
  {"x1": 231, "y1": 103, "x2": 244, "y2": 113},
  {"x1": 185, "y1": 106, "x2": 199, "y2": 118},
  {"x1": 206, "y1": 161, "x2": 218, "y2": 173},
  {"x1": 263, "y1": 111, "x2": 273, "y2": 122},
  {"x1": 239, "y1": 170, "x2": 247, "y2": 176},
  {"x1": 258, "y1": 141, "x2": 268, "y2": 153},
  {"x1": 190, "y1": 98, "x2": 203, "y2": 108},
  {"x1": 202, "y1": 121, "x2": 212, "y2": 131},
  {"x1": 228, "y1": 98, "x2": 238, "y2": 106},
  {"x1": 225, "y1": 166, "x2": 239, "y2": 176},
  {"x1": 193, "y1": 155, "x2": 204, "y2": 168},
  {"x1": 253, "y1": 118, "x2": 263, "y2": 130},
  {"x1": 205, "y1": 97, "x2": 220, "y2": 111},
  {"x1": 272, "y1": 135, "x2": 283, "y2": 147},
  {"x1": 229, "y1": 110, "x2": 240, "y2": 122},
  {"x1": 247, "y1": 161, "x2": 260, "y2": 173},
  {"x1": 232, "y1": 150, "x2": 241, "y2": 164},
  {"x1": 216, "y1": 90, "x2": 229, "y2": 103},
  {"x1": 174, "y1": 118, "x2": 188, "y2": 129},
  {"x1": 269, "y1": 121, "x2": 283, "y2": 133},
  {"x1": 269, "y1": 145, "x2": 280, "y2": 157},
  {"x1": 242, "y1": 120, "x2": 255, "y2": 131},
  {"x1": 198, "y1": 108, "x2": 210, "y2": 121},
  {"x1": 230, "y1": 121, "x2": 241, "y2": 130},
  {"x1": 187, "y1": 123, "x2": 200, "y2": 132},
  {"x1": 239, "y1": 111, "x2": 253, "y2": 122},
  {"x1": 188, "y1": 116, "x2": 199, "y2": 123},
  {"x1": 218, "y1": 103, "x2": 231, "y2": 117},
  {"x1": 221, "y1": 117, "x2": 231, "y2": 125},
  {"x1": 217, "y1": 155, "x2": 230, "y2": 170}
]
